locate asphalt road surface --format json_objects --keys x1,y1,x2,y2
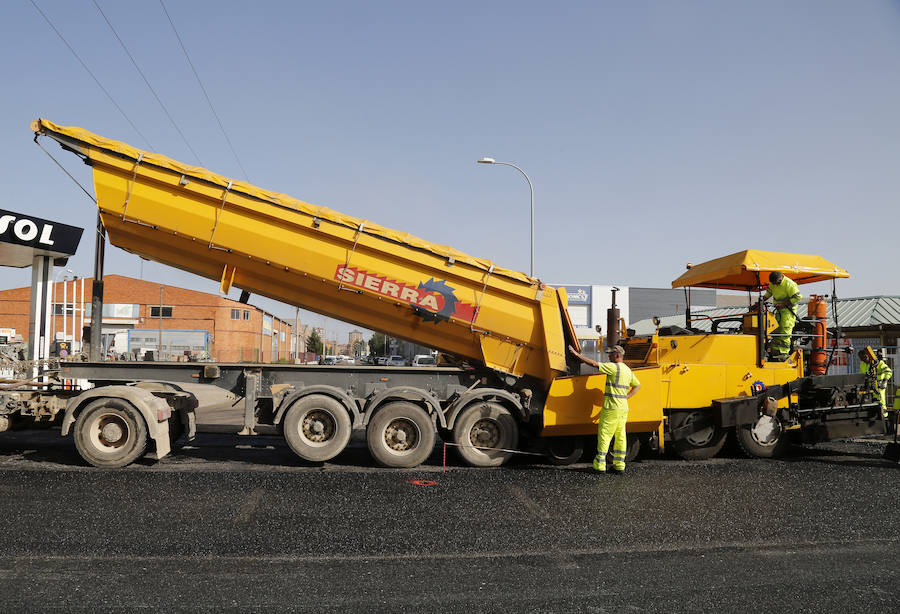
[{"x1": 0, "y1": 427, "x2": 898, "y2": 613}]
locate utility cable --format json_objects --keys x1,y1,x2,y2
[
  {"x1": 29, "y1": 0, "x2": 154, "y2": 150},
  {"x1": 159, "y1": 0, "x2": 250, "y2": 181},
  {"x1": 92, "y1": 0, "x2": 203, "y2": 165},
  {"x1": 33, "y1": 136, "x2": 97, "y2": 205},
  {"x1": 33, "y1": 134, "x2": 107, "y2": 240}
]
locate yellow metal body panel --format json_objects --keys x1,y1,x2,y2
[
  {"x1": 648, "y1": 333, "x2": 802, "y2": 409},
  {"x1": 33, "y1": 119, "x2": 575, "y2": 384},
  {"x1": 541, "y1": 367, "x2": 664, "y2": 437},
  {"x1": 671, "y1": 249, "x2": 849, "y2": 290}
]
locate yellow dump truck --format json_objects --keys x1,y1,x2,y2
[
  {"x1": 20, "y1": 120, "x2": 883, "y2": 469},
  {"x1": 29, "y1": 119, "x2": 663, "y2": 468}
]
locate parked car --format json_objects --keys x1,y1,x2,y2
[
  {"x1": 386, "y1": 355, "x2": 406, "y2": 366},
  {"x1": 376, "y1": 356, "x2": 388, "y2": 366},
  {"x1": 411, "y1": 354, "x2": 436, "y2": 366}
]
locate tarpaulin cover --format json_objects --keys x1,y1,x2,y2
[{"x1": 33, "y1": 119, "x2": 534, "y2": 285}]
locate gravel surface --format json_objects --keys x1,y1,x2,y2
[{"x1": 0, "y1": 430, "x2": 897, "y2": 612}]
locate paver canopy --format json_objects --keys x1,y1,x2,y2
[{"x1": 671, "y1": 249, "x2": 849, "y2": 291}]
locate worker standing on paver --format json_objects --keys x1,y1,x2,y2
[
  {"x1": 859, "y1": 347, "x2": 892, "y2": 421},
  {"x1": 569, "y1": 344, "x2": 641, "y2": 474},
  {"x1": 764, "y1": 271, "x2": 802, "y2": 359}
]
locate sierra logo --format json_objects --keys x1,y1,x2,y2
[{"x1": 335, "y1": 266, "x2": 477, "y2": 323}]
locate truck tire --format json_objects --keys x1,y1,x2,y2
[
  {"x1": 73, "y1": 398, "x2": 148, "y2": 468},
  {"x1": 545, "y1": 436, "x2": 586, "y2": 465},
  {"x1": 452, "y1": 402, "x2": 519, "y2": 467},
  {"x1": 366, "y1": 401, "x2": 435, "y2": 468},
  {"x1": 283, "y1": 395, "x2": 352, "y2": 462},
  {"x1": 735, "y1": 415, "x2": 790, "y2": 458},
  {"x1": 624, "y1": 433, "x2": 641, "y2": 462},
  {"x1": 669, "y1": 410, "x2": 727, "y2": 460}
]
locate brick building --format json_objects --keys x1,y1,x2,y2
[{"x1": 0, "y1": 274, "x2": 294, "y2": 363}]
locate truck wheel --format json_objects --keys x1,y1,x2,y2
[
  {"x1": 670, "y1": 410, "x2": 727, "y2": 460},
  {"x1": 73, "y1": 398, "x2": 148, "y2": 468},
  {"x1": 625, "y1": 433, "x2": 641, "y2": 462},
  {"x1": 366, "y1": 402, "x2": 435, "y2": 468},
  {"x1": 545, "y1": 436, "x2": 585, "y2": 465},
  {"x1": 736, "y1": 415, "x2": 790, "y2": 458},
  {"x1": 283, "y1": 395, "x2": 352, "y2": 462},
  {"x1": 601, "y1": 433, "x2": 642, "y2": 464},
  {"x1": 452, "y1": 402, "x2": 519, "y2": 467}
]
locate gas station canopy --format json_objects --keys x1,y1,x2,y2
[{"x1": 0, "y1": 208, "x2": 83, "y2": 267}]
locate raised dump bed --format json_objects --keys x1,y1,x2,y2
[{"x1": 32, "y1": 119, "x2": 575, "y2": 385}]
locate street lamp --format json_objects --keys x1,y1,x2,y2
[
  {"x1": 50, "y1": 267, "x2": 73, "y2": 344},
  {"x1": 477, "y1": 157, "x2": 535, "y2": 277}
]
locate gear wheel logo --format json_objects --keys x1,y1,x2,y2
[{"x1": 415, "y1": 278, "x2": 459, "y2": 323}]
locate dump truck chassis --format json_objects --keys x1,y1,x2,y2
[{"x1": 52, "y1": 360, "x2": 542, "y2": 468}]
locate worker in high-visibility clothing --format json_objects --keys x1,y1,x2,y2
[
  {"x1": 763, "y1": 271, "x2": 802, "y2": 359},
  {"x1": 569, "y1": 343, "x2": 641, "y2": 474},
  {"x1": 859, "y1": 348, "x2": 892, "y2": 418}
]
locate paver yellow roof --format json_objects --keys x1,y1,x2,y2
[{"x1": 671, "y1": 249, "x2": 849, "y2": 291}]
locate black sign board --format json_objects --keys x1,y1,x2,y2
[{"x1": 0, "y1": 209, "x2": 84, "y2": 267}]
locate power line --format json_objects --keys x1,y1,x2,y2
[
  {"x1": 29, "y1": 0, "x2": 154, "y2": 150},
  {"x1": 92, "y1": 0, "x2": 203, "y2": 165},
  {"x1": 159, "y1": 0, "x2": 251, "y2": 181}
]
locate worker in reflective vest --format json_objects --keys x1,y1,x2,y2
[
  {"x1": 569, "y1": 343, "x2": 641, "y2": 474},
  {"x1": 859, "y1": 348, "x2": 892, "y2": 418},
  {"x1": 764, "y1": 271, "x2": 802, "y2": 359}
]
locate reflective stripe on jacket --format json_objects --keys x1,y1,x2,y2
[
  {"x1": 861, "y1": 360, "x2": 892, "y2": 388},
  {"x1": 764, "y1": 277, "x2": 802, "y2": 308},
  {"x1": 596, "y1": 361, "x2": 641, "y2": 411}
]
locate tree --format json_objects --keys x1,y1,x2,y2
[
  {"x1": 353, "y1": 339, "x2": 366, "y2": 357},
  {"x1": 368, "y1": 332, "x2": 388, "y2": 357},
  {"x1": 307, "y1": 329, "x2": 324, "y2": 356}
]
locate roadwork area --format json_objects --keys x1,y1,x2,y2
[{"x1": 0, "y1": 428, "x2": 897, "y2": 612}]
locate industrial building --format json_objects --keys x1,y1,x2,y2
[{"x1": 0, "y1": 275, "x2": 296, "y2": 362}]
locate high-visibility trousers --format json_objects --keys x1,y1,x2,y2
[
  {"x1": 593, "y1": 407, "x2": 628, "y2": 472},
  {"x1": 876, "y1": 387, "x2": 887, "y2": 417},
  {"x1": 771, "y1": 307, "x2": 796, "y2": 354}
]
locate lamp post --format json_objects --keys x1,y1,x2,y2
[
  {"x1": 50, "y1": 267, "x2": 73, "y2": 345},
  {"x1": 477, "y1": 157, "x2": 535, "y2": 277}
]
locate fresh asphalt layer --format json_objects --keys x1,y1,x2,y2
[{"x1": 0, "y1": 429, "x2": 898, "y2": 613}]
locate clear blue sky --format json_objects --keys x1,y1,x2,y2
[{"x1": 2, "y1": 1, "x2": 899, "y2": 342}]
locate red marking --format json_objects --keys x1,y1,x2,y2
[
  {"x1": 452, "y1": 302, "x2": 476, "y2": 322},
  {"x1": 409, "y1": 480, "x2": 437, "y2": 486},
  {"x1": 334, "y1": 265, "x2": 478, "y2": 323}
]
